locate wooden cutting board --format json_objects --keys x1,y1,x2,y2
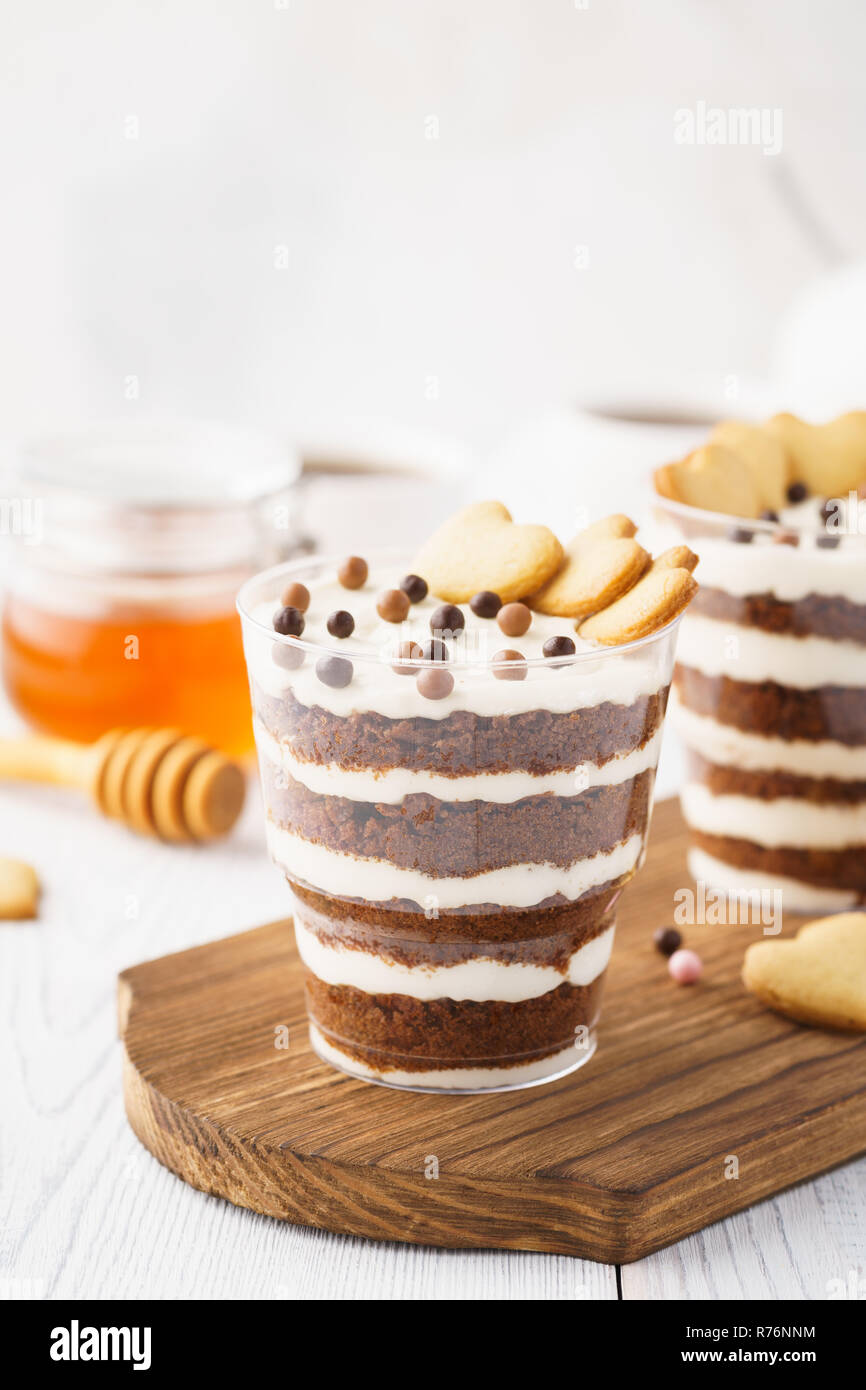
[{"x1": 118, "y1": 798, "x2": 866, "y2": 1263}]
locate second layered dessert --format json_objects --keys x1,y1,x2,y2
[{"x1": 656, "y1": 412, "x2": 866, "y2": 912}]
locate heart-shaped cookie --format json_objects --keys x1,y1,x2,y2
[
  {"x1": 710, "y1": 420, "x2": 791, "y2": 512},
  {"x1": 577, "y1": 553, "x2": 698, "y2": 645},
  {"x1": 658, "y1": 444, "x2": 762, "y2": 519},
  {"x1": 743, "y1": 911, "x2": 866, "y2": 1032},
  {"x1": 412, "y1": 501, "x2": 563, "y2": 604},
  {"x1": 766, "y1": 412, "x2": 866, "y2": 497},
  {"x1": 531, "y1": 514, "x2": 650, "y2": 618}
]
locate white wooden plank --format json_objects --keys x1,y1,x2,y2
[{"x1": 622, "y1": 1160, "x2": 866, "y2": 1300}]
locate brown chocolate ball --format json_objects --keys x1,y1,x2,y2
[
  {"x1": 315, "y1": 655, "x2": 353, "y2": 688},
  {"x1": 400, "y1": 573, "x2": 428, "y2": 604},
  {"x1": 392, "y1": 640, "x2": 423, "y2": 675},
  {"x1": 430, "y1": 603, "x2": 465, "y2": 636},
  {"x1": 469, "y1": 590, "x2": 502, "y2": 618},
  {"x1": 280, "y1": 581, "x2": 310, "y2": 613},
  {"x1": 376, "y1": 588, "x2": 411, "y2": 623},
  {"x1": 326, "y1": 610, "x2": 355, "y2": 638},
  {"x1": 497, "y1": 602, "x2": 531, "y2": 637},
  {"x1": 273, "y1": 605, "x2": 305, "y2": 637},
  {"x1": 416, "y1": 667, "x2": 454, "y2": 701},
  {"x1": 338, "y1": 555, "x2": 368, "y2": 590},
  {"x1": 492, "y1": 648, "x2": 527, "y2": 681}
]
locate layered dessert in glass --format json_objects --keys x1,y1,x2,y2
[
  {"x1": 239, "y1": 503, "x2": 697, "y2": 1091},
  {"x1": 655, "y1": 412, "x2": 866, "y2": 913}
]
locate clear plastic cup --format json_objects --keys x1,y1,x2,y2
[
  {"x1": 655, "y1": 494, "x2": 866, "y2": 914},
  {"x1": 239, "y1": 553, "x2": 682, "y2": 1092}
]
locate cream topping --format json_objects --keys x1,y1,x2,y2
[
  {"x1": 245, "y1": 568, "x2": 674, "y2": 719},
  {"x1": 266, "y1": 822, "x2": 642, "y2": 908}
]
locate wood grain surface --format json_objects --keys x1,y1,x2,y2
[{"x1": 118, "y1": 799, "x2": 866, "y2": 1263}]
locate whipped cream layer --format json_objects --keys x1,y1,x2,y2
[
  {"x1": 294, "y1": 916, "x2": 615, "y2": 1002},
  {"x1": 309, "y1": 1023, "x2": 591, "y2": 1091},
  {"x1": 693, "y1": 532, "x2": 866, "y2": 604},
  {"x1": 255, "y1": 718, "x2": 662, "y2": 804},
  {"x1": 676, "y1": 613, "x2": 866, "y2": 688},
  {"x1": 687, "y1": 847, "x2": 862, "y2": 914},
  {"x1": 681, "y1": 781, "x2": 866, "y2": 850},
  {"x1": 267, "y1": 821, "x2": 642, "y2": 908},
  {"x1": 248, "y1": 569, "x2": 673, "y2": 719},
  {"x1": 670, "y1": 694, "x2": 866, "y2": 778}
]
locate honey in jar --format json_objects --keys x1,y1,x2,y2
[{"x1": 2, "y1": 424, "x2": 301, "y2": 757}]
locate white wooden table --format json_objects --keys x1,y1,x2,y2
[{"x1": 2, "y1": 738, "x2": 864, "y2": 1301}]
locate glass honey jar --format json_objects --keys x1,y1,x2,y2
[{"x1": 2, "y1": 423, "x2": 301, "y2": 757}]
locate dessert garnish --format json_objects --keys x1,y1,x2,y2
[
  {"x1": 392, "y1": 640, "x2": 423, "y2": 675},
  {"x1": 430, "y1": 603, "x2": 465, "y2": 636},
  {"x1": 416, "y1": 667, "x2": 453, "y2": 700},
  {"x1": 0, "y1": 857, "x2": 40, "y2": 920},
  {"x1": 316, "y1": 655, "x2": 353, "y2": 689},
  {"x1": 326, "y1": 610, "x2": 354, "y2": 638},
  {"x1": 376, "y1": 589, "x2": 410, "y2": 623},
  {"x1": 532, "y1": 513, "x2": 649, "y2": 618},
  {"x1": 656, "y1": 411, "x2": 866, "y2": 520},
  {"x1": 542, "y1": 635, "x2": 576, "y2": 660},
  {"x1": 338, "y1": 555, "x2": 368, "y2": 589},
  {"x1": 491, "y1": 648, "x2": 527, "y2": 681},
  {"x1": 400, "y1": 574, "x2": 428, "y2": 603},
  {"x1": 469, "y1": 590, "x2": 502, "y2": 617},
  {"x1": 412, "y1": 500, "x2": 563, "y2": 602},
  {"x1": 273, "y1": 605, "x2": 305, "y2": 636},
  {"x1": 497, "y1": 602, "x2": 531, "y2": 636},
  {"x1": 281, "y1": 582, "x2": 310, "y2": 613}
]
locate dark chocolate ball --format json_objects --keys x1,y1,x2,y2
[
  {"x1": 326, "y1": 610, "x2": 355, "y2": 638},
  {"x1": 273, "y1": 605, "x2": 305, "y2": 637},
  {"x1": 400, "y1": 573, "x2": 428, "y2": 604},
  {"x1": 786, "y1": 481, "x2": 808, "y2": 504},
  {"x1": 543, "y1": 635, "x2": 576, "y2": 660},
  {"x1": 469, "y1": 590, "x2": 502, "y2": 618},
  {"x1": 653, "y1": 926, "x2": 682, "y2": 957},
  {"x1": 430, "y1": 603, "x2": 465, "y2": 636}
]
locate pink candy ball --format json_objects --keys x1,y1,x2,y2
[{"x1": 668, "y1": 948, "x2": 703, "y2": 985}]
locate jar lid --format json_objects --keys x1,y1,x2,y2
[{"x1": 12, "y1": 421, "x2": 301, "y2": 574}]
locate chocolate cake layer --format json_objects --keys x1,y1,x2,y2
[
  {"x1": 264, "y1": 765, "x2": 652, "y2": 875},
  {"x1": 690, "y1": 829, "x2": 866, "y2": 893},
  {"x1": 691, "y1": 587, "x2": 866, "y2": 644},
  {"x1": 295, "y1": 894, "x2": 615, "y2": 969},
  {"x1": 254, "y1": 684, "x2": 668, "y2": 775},
  {"x1": 306, "y1": 975, "x2": 604, "y2": 1071},
  {"x1": 686, "y1": 751, "x2": 866, "y2": 805},
  {"x1": 675, "y1": 667, "x2": 866, "y2": 746},
  {"x1": 291, "y1": 879, "x2": 625, "y2": 950}
]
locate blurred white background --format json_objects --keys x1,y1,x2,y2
[{"x1": 2, "y1": 0, "x2": 865, "y2": 474}]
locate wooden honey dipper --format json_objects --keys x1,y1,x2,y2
[{"x1": 0, "y1": 727, "x2": 246, "y2": 842}]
